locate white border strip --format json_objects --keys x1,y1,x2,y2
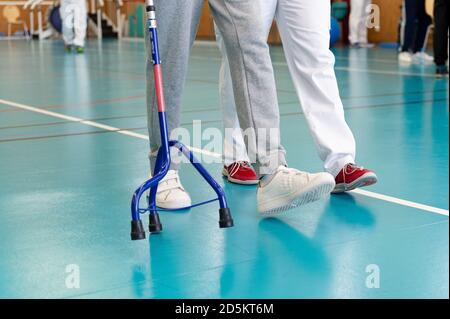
[{"x1": 0, "y1": 98, "x2": 448, "y2": 217}]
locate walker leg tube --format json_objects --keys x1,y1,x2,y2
[
  {"x1": 148, "y1": 148, "x2": 166, "y2": 234},
  {"x1": 148, "y1": 146, "x2": 166, "y2": 212},
  {"x1": 170, "y1": 141, "x2": 234, "y2": 228},
  {"x1": 130, "y1": 177, "x2": 158, "y2": 240},
  {"x1": 130, "y1": 1, "x2": 233, "y2": 240},
  {"x1": 130, "y1": 1, "x2": 170, "y2": 239}
]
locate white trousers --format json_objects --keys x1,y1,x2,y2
[
  {"x1": 349, "y1": 0, "x2": 372, "y2": 45},
  {"x1": 60, "y1": 0, "x2": 87, "y2": 47},
  {"x1": 217, "y1": 0, "x2": 356, "y2": 176}
]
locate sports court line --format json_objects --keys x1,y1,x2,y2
[
  {"x1": 0, "y1": 127, "x2": 147, "y2": 143},
  {"x1": 176, "y1": 74, "x2": 448, "y2": 101},
  {"x1": 351, "y1": 189, "x2": 449, "y2": 217},
  {"x1": 191, "y1": 41, "x2": 434, "y2": 68},
  {"x1": 44, "y1": 94, "x2": 146, "y2": 110},
  {"x1": 169, "y1": 97, "x2": 450, "y2": 127},
  {"x1": 0, "y1": 114, "x2": 147, "y2": 130},
  {"x1": 0, "y1": 98, "x2": 221, "y2": 159},
  {"x1": 193, "y1": 40, "x2": 402, "y2": 64},
  {"x1": 0, "y1": 97, "x2": 448, "y2": 217},
  {"x1": 0, "y1": 94, "x2": 146, "y2": 114},
  {"x1": 189, "y1": 55, "x2": 439, "y2": 78},
  {"x1": 270, "y1": 60, "x2": 440, "y2": 78}
]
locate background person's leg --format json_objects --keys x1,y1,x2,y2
[
  {"x1": 401, "y1": 0, "x2": 418, "y2": 52},
  {"x1": 215, "y1": 25, "x2": 251, "y2": 166},
  {"x1": 433, "y1": 0, "x2": 450, "y2": 66},
  {"x1": 358, "y1": 0, "x2": 372, "y2": 44},
  {"x1": 60, "y1": 0, "x2": 75, "y2": 46},
  {"x1": 349, "y1": 0, "x2": 366, "y2": 45},
  {"x1": 412, "y1": 0, "x2": 432, "y2": 53},
  {"x1": 275, "y1": 0, "x2": 356, "y2": 177},
  {"x1": 73, "y1": 0, "x2": 87, "y2": 48},
  {"x1": 209, "y1": 0, "x2": 286, "y2": 175},
  {"x1": 146, "y1": 0, "x2": 204, "y2": 171}
]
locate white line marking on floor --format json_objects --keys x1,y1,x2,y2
[
  {"x1": 351, "y1": 189, "x2": 449, "y2": 217},
  {"x1": 1, "y1": 98, "x2": 448, "y2": 217},
  {"x1": 270, "y1": 60, "x2": 439, "y2": 78},
  {"x1": 333, "y1": 66, "x2": 438, "y2": 78},
  {"x1": 0, "y1": 98, "x2": 220, "y2": 158}
]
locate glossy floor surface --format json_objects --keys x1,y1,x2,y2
[{"x1": 0, "y1": 39, "x2": 448, "y2": 298}]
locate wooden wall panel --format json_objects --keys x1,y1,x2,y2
[
  {"x1": 196, "y1": 1, "x2": 281, "y2": 44},
  {"x1": 0, "y1": 0, "x2": 408, "y2": 44},
  {"x1": 197, "y1": 1, "x2": 214, "y2": 40},
  {"x1": 196, "y1": 0, "x2": 405, "y2": 45},
  {"x1": 368, "y1": 0, "x2": 403, "y2": 43}
]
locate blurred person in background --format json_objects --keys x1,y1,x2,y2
[
  {"x1": 349, "y1": 0, "x2": 374, "y2": 48},
  {"x1": 433, "y1": 0, "x2": 449, "y2": 77},
  {"x1": 60, "y1": 0, "x2": 87, "y2": 53},
  {"x1": 398, "y1": 0, "x2": 433, "y2": 63}
]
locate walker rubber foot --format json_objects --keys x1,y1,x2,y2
[
  {"x1": 219, "y1": 208, "x2": 234, "y2": 228},
  {"x1": 131, "y1": 220, "x2": 146, "y2": 240},
  {"x1": 149, "y1": 213, "x2": 163, "y2": 233}
]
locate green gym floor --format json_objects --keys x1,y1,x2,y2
[{"x1": 0, "y1": 39, "x2": 448, "y2": 299}]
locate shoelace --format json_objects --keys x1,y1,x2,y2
[
  {"x1": 344, "y1": 163, "x2": 364, "y2": 175},
  {"x1": 280, "y1": 166, "x2": 303, "y2": 176},
  {"x1": 228, "y1": 161, "x2": 253, "y2": 177}
]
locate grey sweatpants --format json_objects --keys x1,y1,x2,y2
[{"x1": 146, "y1": 0, "x2": 287, "y2": 175}]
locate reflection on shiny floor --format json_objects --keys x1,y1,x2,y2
[{"x1": 0, "y1": 40, "x2": 448, "y2": 298}]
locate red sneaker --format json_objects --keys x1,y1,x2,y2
[
  {"x1": 333, "y1": 163, "x2": 378, "y2": 193},
  {"x1": 222, "y1": 161, "x2": 259, "y2": 185}
]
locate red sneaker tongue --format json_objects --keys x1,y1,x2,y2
[
  {"x1": 346, "y1": 164, "x2": 358, "y2": 174},
  {"x1": 236, "y1": 161, "x2": 251, "y2": 170}
]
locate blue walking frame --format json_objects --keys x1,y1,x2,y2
[{"x1": 130, "y1": 0, "x2": 234, "y2": 240}]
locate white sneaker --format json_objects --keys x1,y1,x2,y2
[
  {"x1": 257, "y1": 166, "x2": 336, "y2": 214},
  {"x1": 359, "y1": 42, "x2": 375, "y2": 48},
  {"x1": 413, "y1": 51, "x2": 434, "y2": 63},
  {"x1": 154, "y1": 170, "x2": 192, "y2": 209},
  {"x1": 398, "y1": 52, "x2": 413, "y2": 63}
]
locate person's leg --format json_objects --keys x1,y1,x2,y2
[
  {"x1": 146, "y1": 0, "x2": 204, "y2": 209},
  {"x1": 276, "y1": 0, "x2": 355, "y2": 176},
  {"x1": 215, "y1": 25, "x2": 251, "y2": 166},
  {"x1": 433, "y1": 0, "x2": 449, "y2": 76},
  {"x1": 349, "y1": 0, "x2": 365, "y2": 45},
  {"x1": 433, "y1": 0, "x2": 447, "y2": 65},
  {"x1": 275, "y1": 0, "x2": 377, "y2": 192},
  {"x1": 73, "y1": 0, "x2": 87, "y2": 49},
  {"x1": 214, "y1": 0, "x2": 277, "y2": 184},
  {"x1": 358, "y1": 0, "x2": 371, "y2": 44},
  {"x1": 60, "y1": 0, "x2": 75, "y2": 47},
  {"x1": 401, "y1": 0, "x2": 418, "y2": 52},
  {"x1": 209, "y1": 0, "x2": 335, "y2": 213},
  {"x1": 146, "y1": 0, "x2": 204, "y2": 171},
  {"x1": 215, "y1": 26, "x2": 259, "y2": 185},
  {"x1": 412, "y1": 0, "x2": 432, "y2": 53},
  {"x1": 209, "y1": 0, "x2": 286, "y2": 175}
]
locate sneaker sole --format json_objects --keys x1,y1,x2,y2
[
  {"x1": 222, "y1": 168, "x2": 259, "y2": 185},
  {"x1": 332, "y1": 172, "x2": 378, "y2": 194},
  {"x1": 258, "y1": 178, "x2": 335, "y2": 215}
]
